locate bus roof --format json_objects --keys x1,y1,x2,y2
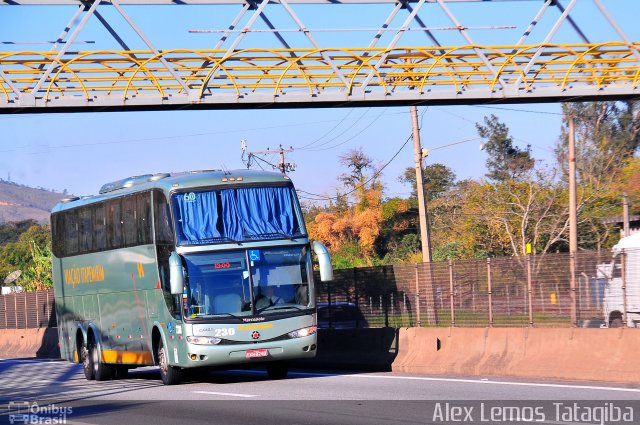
[{"x1": 51, "y1": 169, "x2": 294, "y2": 213}]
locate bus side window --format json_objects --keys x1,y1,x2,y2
[
  {"x1": 64, "y1": 210, "x2": 79, "y2": 256},
  {"x1": 106, "y1": 199, "x2": 123, "y2": 249},
  {"x1": 153, "y1": 190, "x2": 174, "y2": 244},
  {"x1": 78, "y1": 207, "x2": 93, "y2": 253},
  {"x1": 52, "y1": 213, "x2": 65, "y2": 257},
  {"x1": 137, "y1": 192, "x2": 152, "y2": 245},
  {"x1": 93, "y1": 204, "x2": 106, "y2": 251},
  {"x1": 123, "y1": 195, "x2": 137, "y2": 247}
]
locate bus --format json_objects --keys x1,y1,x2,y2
[{"x1": 51, "y1": 169, "x2": 333, "y2": 385}]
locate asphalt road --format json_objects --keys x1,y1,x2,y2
[{"x1": 1, "y1": 359, "x2": 639, "y2": 425}]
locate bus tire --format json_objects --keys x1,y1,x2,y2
[
  {"x1": 91, "y1": 343, "x2": 113, "y2": 381},
  {"x1": 266, "y1": 361, "x2": 289, "y2": 380},
  {"x1": 158, "y1": 340, "x2": 182, "y2": 385},
  {"x1": 81, "y1": 341, "x2": 94, "y2": 381}
]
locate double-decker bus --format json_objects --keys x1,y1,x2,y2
[{"x1": 51, "y1": 170, "x2": 332, "y2": 385}]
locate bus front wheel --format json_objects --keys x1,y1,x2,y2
[{"x1": 157, "y1": 340, "x2": 182, "y2": 385}]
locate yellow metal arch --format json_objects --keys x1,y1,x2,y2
[{"x1": 1, "y1": 42, "x2": 640, "y2": 109}]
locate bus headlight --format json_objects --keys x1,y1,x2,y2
[
  {"x1": 288, "y1": 326, "x2": 317, "y2": 339},
  {"x1": 186, "y1": 336, "x2": 222, "y2": 345}
]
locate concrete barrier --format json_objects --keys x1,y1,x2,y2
[
  {"x1": 5, "y1": 326, "x2": 640, "y2": 384},
  {"x1": 294, "y1": 328, "x2": 398, "y2": 371},
  {"x1": 0, "y1": 328, "x2": 60, "y2": 359},
  {"x1": 392, "y1": 327, "x2": 640, "y2": 384}
]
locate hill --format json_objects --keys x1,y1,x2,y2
[{"x1": 0, "y1": 180, "x2": 68, "y2": 223}]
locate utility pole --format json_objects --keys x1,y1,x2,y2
[
  {"x1": 242, "y1": 142, "x2": 295, "y2": 174},
  {"x1": 411, "y1": 105, "x2": 432, "y2": 263},
  {"x1": 623, "y1": 192, "x2": 630, "y2": 237},
  {"x1": 568, "y1": 114, "x2": 578, "y2": 327}
]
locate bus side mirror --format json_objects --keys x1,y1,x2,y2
[
  {"x1": 312, "y1": 240, "x2": 333, "y2": 282},
  {"x1": 169, "y1": 251, "x2": 184, "y2": 295}
]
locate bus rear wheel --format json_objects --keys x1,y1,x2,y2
[
  {"x1": 157, "y1": 340, "x2": 182, "y2": 385},
  {"x1": 90, "y1": 343, "x2": 113, "y2": 381},
  {"x1": 266, "y1": 361, "x2": 289, "y2": 380},
  {"x1": 81, "y1": 341, "x2": 94, "y2": 381}
]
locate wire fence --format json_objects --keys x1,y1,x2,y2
[
  {"x1": 0, "y1": 289, "x2": 56, "y2": 329},
  {"x1": 1, "y1": 248, "x2": 638, "y2": 329},
  {"x1": 316, "y1": 248, "x2": 640, "y2": 329}
]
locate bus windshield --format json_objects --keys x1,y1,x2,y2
[
  {"x1": 183, "y1": 246, "x2": 311, "y2": 319},
  {"x1": 172, "y1": 185, "x2": 306, "y2": 245}
]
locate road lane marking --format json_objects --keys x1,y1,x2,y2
[
  {"x1": 299, "y1": 372, "x2": 640, "y2": 394},
  {"x1": 228, "y1": 369, "x2": 640, "y2": 394},
  {"x1": 192, "y1": 391, "x2": 259, "y2": 398}
]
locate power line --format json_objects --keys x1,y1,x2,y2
[
  {"x1": 0, "y1": 114, "x2": 390, "y2": 154},
  {"x1": 298, "y1": 132, "x2": 413, "y2": 202},
  {"x1": 430, "y1": 137, "x2": 481, "y2": 152},
  {"x1": 307, "y1": 107, "x2": 389, "y2": 152},
  {"x1": 242, "y1": 142, "x2": 296, "y2": 174},
  {"x1": 301, "y1": 108, "x2": 372, "y2": 152},
  {"x1": 297, "y1": 109, "x2": 355, "y2": 150},
  {"x1": 471, "y1": 105, "x2": 564, "y2": 116}
]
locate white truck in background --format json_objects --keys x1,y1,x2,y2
[{"x1": 602, "y1": 233, "x2": 640, "y2": 327}]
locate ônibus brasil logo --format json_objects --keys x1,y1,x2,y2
[{"x1": 8, "y1": 401, "x2": 73, "y2": 424}]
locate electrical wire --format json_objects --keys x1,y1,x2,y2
[
  {"x1": 297, "y1": 108, "x2": 355, "y2": 150},
  {"x1": 298, "y1": 132, "x2": 413, "y2": 202},
  {"x1": 0, "y1": 113, "x2": 384, "y2": 154},
  {"x1": 306, "y1": 107, "x2": 389, "y2": 152},
  {"x1": 300, "y1": 108, "x2": 372, "y2": 151},
  {"x1": 471, "y1": 105, "x2": 564, "y2": 116}
]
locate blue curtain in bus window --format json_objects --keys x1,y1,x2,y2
[
  {"x1": 235, "y1": 187, "x2": 296, "y2": 237},
  {"x1": 220, "y1": 189, "x2": 244, "y2": 241},
  {"x1": 176, "y1": 191, "x2": 222, "y2": 243}
]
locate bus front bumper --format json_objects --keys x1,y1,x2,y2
[{"x1": 181, "y1": 334, "x2": 317, "y2": 368}]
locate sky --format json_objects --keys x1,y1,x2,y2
[{"x1": 0, "y1": 0, "x2": 637, "y2": 204}]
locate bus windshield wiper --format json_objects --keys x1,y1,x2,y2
[
  {"x1": 193, "y1": 312, "x2": 241, "y2": 320},
  {"x1": 264, "y1": 305, "x2": 303, "y2": 312}
]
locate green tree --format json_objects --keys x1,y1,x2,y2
[
  {"x1": 0, "y1": 224, "x2": 52, "y2": 291},
  {"x1": 398, "y1": 163, "x2": 456, "y2": 201},
  {"x1": 556, "y1": 102, "x2": 640, "y2": 249},
  {"x1": 0, "y1": 219, "x2": 38, "y2": 245},
  {"x1": 477, "y1": 115, "x2": 534, "y2": 182}
]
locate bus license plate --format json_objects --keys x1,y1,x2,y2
[{"x1": 245, "y1": 349, "x2": 269, "y2": 359}]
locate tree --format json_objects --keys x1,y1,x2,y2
[
  {"x1": 476, "y1": 114, "x2": 534, "y2": 182},
  {"x1": 398, "y1": 163, "x2": 456, "y2": 201},
  {"x1": 0, "y1": 223, "x2": 52, "y2": 290},
  {"x1": 0, "y1": 219, "x2": 39, "y2": 245},
  {"x1": 556, "y1": 102, "x2": 640, "y2": 249},
  {"x1": 338, "y1": 148, "x2": 382, "y2": 209},
  {"x1": 306, "y1": 147, "x2": 384, "y2": 267},
  {"x1": 471, "y1": 172, "x2": 570, "y2": 257}
]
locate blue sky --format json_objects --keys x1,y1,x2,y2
[{"x1": 0, "y1": 1, "x2": 636, "y2": 202}]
